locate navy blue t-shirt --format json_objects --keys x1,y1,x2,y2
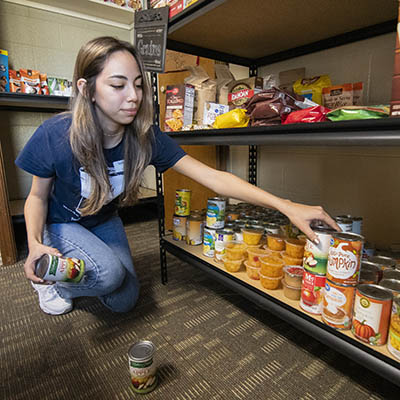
[{"x1": 15, "y1": 113, "x2": 186, "y2": 228}]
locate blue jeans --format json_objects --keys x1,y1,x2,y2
[{"x1": 43, "y1": 215, "x2": 140, "y2": 313}]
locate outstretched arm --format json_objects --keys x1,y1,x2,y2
[
  {"x1": 172, "y1": 155, "x2": 339, "y2": 242},
  {"x1": 23, "y1": 175, "x2": 62, "y2": 283}
]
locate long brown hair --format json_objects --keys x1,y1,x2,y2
[{"x1": 69, "y1": 36, "x2": 154, "y2": 216}]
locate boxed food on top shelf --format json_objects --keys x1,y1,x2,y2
[
  {"x1": 227, "y1": 77, "x2": 264, "y2": 110},
  {"x1": 164, "y1": 84, "x2": 195, "y2": 131},
  {"x1": 48, "y1": 77, "x2": 72, "y2": 97},
  {"x1": 0, "y1": 49, "x2": 9, "y2": 92},
  {"x1": 322, "y1": 82, "x2": 364, "y2": 109},
  {"x1": 202, "y1": 102, "x2": 229, "y2": 126}
]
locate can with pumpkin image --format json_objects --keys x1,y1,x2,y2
[
  {"x1": 326, "y1": 232, "x2": 364, "y2": 286},
  {"x1": 352, "y1": 284, "x2": 393, "y2": 346}
]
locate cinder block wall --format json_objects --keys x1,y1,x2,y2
[
  {"x1": 0, "y1": 1, "x2": 131, "y2": 201},
  {"x1": 229, "y1": 34, "x2": 399, "y2": 250}
]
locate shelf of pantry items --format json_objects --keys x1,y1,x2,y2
[
  {"x1": 0, "y1": 92, "x2": 69, "y2": 112},
  {"x1": 2, "y1": 0, "x2": 135, "y2": 29},
  {"x1": 162, "y1": 235, "x2": 400, "y2": 386},
  {"x1": 167, "y1": 118, "x2": 400, "y2": 146},
  {"x1": 167, "y1": 0, "x2": 397, "y2": 66}
]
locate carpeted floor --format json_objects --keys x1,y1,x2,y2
[{"x1": 1, "y1": 219, "x2": 399, "y2": 399}]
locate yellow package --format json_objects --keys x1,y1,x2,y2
[
  {"x1": 293, "y1": 75, "x2": 332, "y2": 105},
  {"x1": 213, "y1": 109, "x2": 249, "y2": 129}
]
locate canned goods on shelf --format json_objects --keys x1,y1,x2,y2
[
  {"x1": 173, "y1": 215, "x2": 187, "y2": 241},
  {"x1": 368, "y1": 255, "x2": 397, "y2": 271},
  {"x1": 300, "y1": 269, "x2": 326, "y2": 315},
  {"x1": 352, "y1": 284, "x2": 393, "y2": 346},
  {"x1": 303, "y1": 228, "x2": 334, "y2": 275},
  {"x1": 174, "y1": 189, "x2": 191, "y2": 216},
  {"x1": 387, "y1": 295, "x2": 400, "y2": 360},
  {"x1": 206, "y1": 197, "x2": 226, "y2": 229},
  {"x1": 327, "y1": 232, "x2": 364, "y2": 286},
  {"x1": 214, "y1": 229, "x2": 234, "y2": 262},
  {"x1": 334, "y1": 216, "x2": 353, "y2": 232},
  {"x1": 186, "y1": 211, "x2": 204, "y2": 246},
  {"x1": 203, "y1": 226, "x2": 217, "y2": 257}
]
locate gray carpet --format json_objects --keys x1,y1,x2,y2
[{"x1": 1, "y1": 219, "x2": 399, "y2": 399}]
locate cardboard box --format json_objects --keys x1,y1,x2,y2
[
  {"x1": 279, "y1": 67, "x2": 305, "y2": 92},
  {"x1": 227, "y1": 77, "x2": 263, "y2": 109},
  {"x1": 164, "y1": 84, "x2": 195, "y2": 131},
  {"x1": 0, "y1": 49, "x2": 10, "y2": 92},
  {"x1": 203, "y1": 102, "x2": 229, "y2": 126},
  {"x1": 164, "y1": 49, "x2": 198, "y2": 72}
]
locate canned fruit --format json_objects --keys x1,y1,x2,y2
[
  {"x1": 206, "y1": 197, "x2": 226, "y2": 229},
  {"x1": 242, "y1": 228, "x2": 264, "y2": 245},
  {"x1": 267, "y1": 234, "x2": 285, "y2": 251},
  {"x1": 300, "y1": 270, "x2": 326, "y2": 315},
  {"x1": 283, "y1": 266, "x2": 304, "y2": 288},
  {"x1": 35, "y1": 254, "x2": 85, "y2": 283},
  {"x1": 186, "y1": 213, "x2": 204, "y2": 245},
  {"x1": 260, "y1": 256, "x2": 284, "y2": 277},
  {"x1": 225, "y1": 241, "x2": 247, "y2": 260},
  {"x1": 352, "y1": 284, "x2": 393, "y2": 345},
  {"x1": 282, "y1": 279, "x2": 301, "y2": 300},
  {"x1": 260, "y1": 273, "x2": 282, "y2": 290},
  {"x1": 223, "y1": 257, "x2": 244, "y2": 273},
  {"x1": 281, "y1": 251, "x2": 302, "y2": 266},
  {"x1": 244, "y1": 260, "x2": 260, "y2": 280},
  {"x1": 175, "y1": 189, "x2": 191, "y2": 216},
  {"x1": 285, "y1": 238, "x2": 305, "y2": 258},
  {"x1": 214, "y1": 229, "x2": 234, "y2": 262},
  {"x1": 246, "y1": 247, "x2": 269, "y2": 267},
  {"x1": 203, "y1": 227, "x2": 216, "y2": 257},
  {"x1": 303, "y1": 229, "x2": 333, "y2": 275},
  {"x1": 327, "y1": 232, "x2": 364, "y2": 285},
  {"x1": 173, "y1": 216, "x2": 187, "y2": 241}
]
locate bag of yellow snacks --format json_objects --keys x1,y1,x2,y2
[
  {"x1": 213, "y1": 108, "x2": 249, "y2": 129},
  {"x1": 293, "y1": 75, "x2": 332, "y2": 105}
]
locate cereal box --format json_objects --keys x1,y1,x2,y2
[
  {"x1": 164, "y1": 84, "x2": 194, "y2": 131},
  {"x1": 0, "y1": 50, "x2": 10, "y2": 92}
]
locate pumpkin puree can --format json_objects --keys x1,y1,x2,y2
[
  {"x1": 387, "y1": 295, "x2": 400, "y2": 360},
  {"x1": 352, "y1": 284, "x2": 393, "y2": 346},
  {"x1": 327, "y1": 232, "x2": 364, "y2": 286}
]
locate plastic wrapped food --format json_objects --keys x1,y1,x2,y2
[
  {"x1": 293, "y1": 75, "x2": 332, "y2": 105},
  {"x1": 213, "y1": 108, "x2": 249, "y2": 129},
  {"x1": 326, "y1": 106, "x2": 389, "y2": 121},
  {"x1": 282, "y1": 105, "x2": 331, "y2": 124}
]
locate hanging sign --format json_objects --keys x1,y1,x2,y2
[{"x1": 134, "y1": 6, "x2": 169, "y2": 73}]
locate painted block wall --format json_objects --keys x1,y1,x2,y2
[
  {"x1": 0, "y1": 2, "x2": 160, "y2": 206},
  {"x1": 229, "y1": 34, "x2": 399, "y2": 250}
]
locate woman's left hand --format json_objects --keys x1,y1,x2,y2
[{"x1": 279, "y1": 199, "x2": 341, "y2": 243}]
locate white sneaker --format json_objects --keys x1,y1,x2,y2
[{"x1": 31, "y1": 282, "x2": 73, "y2": 315}]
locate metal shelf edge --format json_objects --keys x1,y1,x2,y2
[{"x1": 162, "y1": 239, "x2": 400, "y2": 386}]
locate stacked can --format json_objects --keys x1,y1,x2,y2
[
  {"x1": 203, "y1": 197, "x2": 226, "y2": 258},
  {"x1": 322, "y1": 232, "x2": 364, "y2": 330},
  {"x1": 173, "y1": 189, "x2": 191, "y2": 241},
  {"x1": 301, "y1": 228, "x2": 334, "y2": 315}
]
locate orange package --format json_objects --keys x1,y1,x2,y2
[
  {"x1": 40, "y1": 73, "x2": 49, "y2": 95},
  {"x1": 8, "y1": 69, "x2": 21, "y2": 93},
  {"x1": 20, "y1": 69, "x2": 41, "y2": 94}
]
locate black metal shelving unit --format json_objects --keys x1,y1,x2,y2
[
  {"x1": 154, "y1": 0, "x2": 400, "y2": 387},
  {"x1": 0, "y1": 92, "x2": 69, "y2": 112}
]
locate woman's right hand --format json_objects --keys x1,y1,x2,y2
[{"x1": 24, "y1": 243, "x2": 62, "y2": 283}]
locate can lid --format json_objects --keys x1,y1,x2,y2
[
  {"x1": 332, "y1": 231, "x2": 365, "y2": 242},
  {"x1": 35, "y1": 254, "x2": 51, "y2": 279},
  {"x1": 129, "y1": 341, "x2": 155, "y2": 362},
  {"x1": 379, "y1": 279, "x2": 400, "y2": 294},
  {"x1": 357, "y1": 284, "x2": 393, "y2": 301},
  {"x1": 368, "y1": 255, "x2": 397, "y2": 267}
]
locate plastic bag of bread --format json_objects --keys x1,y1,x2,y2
[
  {"x1": 293, "y1": 75, "x2": 332, "y2": 105},
  {"x1": 213, "y1": 108, "x2": 249, "y2": 129}
]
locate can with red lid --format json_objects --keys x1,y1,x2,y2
[{"x1": 300, "y1": 269, "x2": 326, "y2": 315}]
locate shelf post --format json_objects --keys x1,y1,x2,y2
[{"x1": 151, "y1": 71, "x2": 168, "y2": 284}]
